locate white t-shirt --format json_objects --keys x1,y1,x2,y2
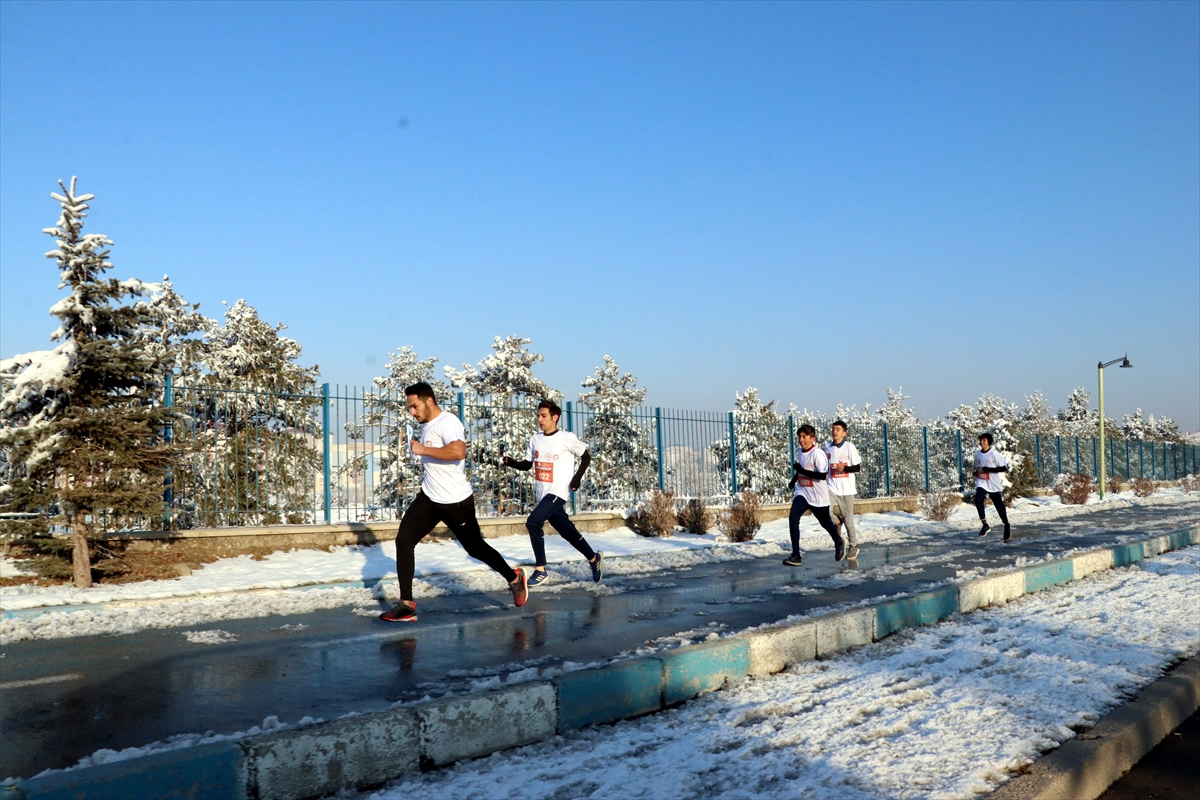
[
  {"x1": 973, "y1": 448, "x2": 1008, "y2": 494},
  {"x1": 418, "y1": 411, "x2": 473, "y2": 504},
  {"x1": 793, "y1": 445, "x2": 831, "y2": 507},
  {"x1": 527, "y1": 430, "x2": 588, "y2": 502},
  {"x1": 824, "y1": 440, "x2": 862, "y2": 497}
]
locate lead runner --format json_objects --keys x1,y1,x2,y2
[{"x1": 379, "y1": 381, "x2": 528, "y2": 622}]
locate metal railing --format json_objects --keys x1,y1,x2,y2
[{"x1": 161, "y1": 383, "x2": 1199, "y2": 528}]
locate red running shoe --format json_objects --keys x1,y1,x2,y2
[
  {"x1": 509, "y1": 568, "x2": 528, "y2": 607},
  {"x1": 379, "y1": 602, "x2": 417, "y2": 622}
]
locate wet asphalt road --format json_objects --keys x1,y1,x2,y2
[{"x1": 1, "y1": 502, "x2": 1195, "y2": 779}]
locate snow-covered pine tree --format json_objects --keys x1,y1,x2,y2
[
  {"x1": 577, "y1": 356, "x2": 657, "y2": 506},
  {"x1": 0, "y1": 179, "x2": 175, "y2": 586},
  {"x1": 342, "y1": 346, "x2": 451, "y2": 515},
  {"x1": 132, "y1": 276, "x2": 216, "y2": 383},
  {"x1": 184, "y1": 300, "x2": 321, "y2": 526},
  {"x1": 444, "y1": 336, "x2": 559, "y2": 514},
  {"x1": 1057, "y1": 388, "x2": 1098, "y2": 438},
  {"x1": 709, "y1": 388, "x2": 790, "y2": 500}
]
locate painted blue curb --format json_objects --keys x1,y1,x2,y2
[
  {"x1": 1023, "y1": 560, "x2": 1074, "y2": 593},
  {"x1": 11, "y1": 742, "x2": 244, "y2": 800},
  {"x1": 1168, "y1": 530, "x2": 1192, "y2": 550},
  {"x1": 661, "y1": 639, "x2": 751, "y2": 706},
  {"x1": 875, "y1": 586, "x2": 959, "y2": 638},
  {"x1": 553, "y1": 657, "x2": 664, "y2": 730},
  {"x1": 1110, "y1": 542, "x2": 1144, "y2": 567}
]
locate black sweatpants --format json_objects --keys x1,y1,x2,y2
[
  {"x1": 395, "y1": 491, "x2": 516, "y2": 601},
  {"x1": 526, "y1": 494, "x2": 596, "y2": 567},
  {"x1": 973, "y1": 487, "x2": 1010, "y2": 526},
  {"x1": 789, "y1": 495, "x2": 843, "y2": 555}
]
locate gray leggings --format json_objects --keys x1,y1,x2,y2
[{"x1": 830, "y1": 493, "x2": 857, "y2": 547}]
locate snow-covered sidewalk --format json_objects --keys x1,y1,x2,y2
[
  {"x1": 1, "y1": 492, "x2": 1195, "y2": 645},
  {"x1": 349, "y1": 544, "x2": 1200, "y2": 800}
]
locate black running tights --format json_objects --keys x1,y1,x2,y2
[
  {"x1": 395, "y1": 491, "x2": 516, "y2": 601},
  {"x1": 973, "y1": 487, "x2": 1010, "y2": 526},
  {"x1": 789, "y1": 495, "x2": 842, "y2": 554}
]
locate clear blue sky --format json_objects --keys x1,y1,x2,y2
[{"x1": 2, "y1": 1, "x2": 1197, "y2": 428}]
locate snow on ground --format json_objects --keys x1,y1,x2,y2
[
  {"x1": 350, "y1": 545, "x2": 1200, "y2": 800},
  {"x1": 1, "y1": 492, "x2": 1195, "y2": 644}
]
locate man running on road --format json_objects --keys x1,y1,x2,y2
[
  {"x1": 825, "y1": 420, "x2": 863, "y2": 560},
  {"x1": 502, "y1": 399, "x2": 603, "y2": 586},
  {"x1": 380, "y1": 382, "x2": 528, "y2": 622},
  {"x1": 785, "y1": 423, "x2": 846, "y2": 566},
  {"x1": 973, "y1": 432, "x2": 1012, "y2": 542}
]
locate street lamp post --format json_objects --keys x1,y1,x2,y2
[{"x1": 1097, "y1": 354, "x2": 1132, "y2": 499}]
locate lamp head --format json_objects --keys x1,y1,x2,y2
[{"x1": 1120, "y1": 355, "x2": 1132, "y2": 368}]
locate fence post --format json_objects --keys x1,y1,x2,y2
[
  {"x1": 163, "y1": 373, "x2": 174, "y2": 530},
  {"x1": 1150, "y1": 441, "x2": 1156, "y2": 480},
  {"x1": 457, "y1": 391, "x2": 465, "y2": 422},
  {"x1": 1075, "y1": 436, "x2": 1081, "y2": 474},
  {"x1": 922, "y1": 426, "x2": 930, "y2": 493},
  {"x1": 1092, "y1": 437, "x2": 1098, "y2": 478},
  {"x1": 882, "y1": 422, "x2": 891, "y2": 496},
  {"x1": 788, "y1": 414, "x2": 796, "y2": 470},
  {"x1": 1125, "y1": 439, "x2": 1130, "y2": 479},
  {"x1": 655, "y1": 407, "x2": 665, "y2": 491},
  {"x1": 728, "y1": 411, "x2": 738, "y2": 495},
  {"x1": 1139, "y1": 440, "x2": 1144, "y2": 478},
  {"x1": 1035, "y1": 433, "x2": 1042, "y2": 486},
  {"x1": 956, "y1": 430, "x2": 964, "y2": 491},
  {"x1": 322, "y1": 383, "x2": 331, "y2": 524},
  {"x1": 1056, "y1": 435, "x2": 1062, "y2": 476},
  {"x1": 567, "y1": 401, "x2": 577, "y2": 514},
  {"x1": 1172, "y1": 443, "x2": 1178, "y2": 479}
]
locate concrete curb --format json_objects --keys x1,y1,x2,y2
[
  {"x1": 986, "y1": 656, "x2": 1200, "y2": 800},
  {"x1": 4, "y1": 523, "x2": 1197, "y2": 800}
]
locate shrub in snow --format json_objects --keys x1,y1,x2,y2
[
  {"x1": 676, "y1": 497, "x2": 712, "y2": 534},
  {"x1": 1106, "y1": 474, "x2": 1124, "y2": 494},
  {"x1": 629, "y1": 490, "x2": 677, "y2": 537},
  {"x1": 1179, "y1": 474, "x2": 1199, "y2": 493},
  {"x1": 1131, "y1": 477, "x2": 1155, "y2": 498},
  {"x1": 1052, "y1": 473, "x2": 1093, "y2": 505},
  {"x1": 577, "y1": 356, "x2": 658, "y2": 507},
  {"x1": 918, "y1": 490, "x2": 961, "y2": 522},
  {"x1": 716, "y1": 490, "x2": 761, "y2": 542},
  {"x1": 0, "y1": 179, "x2": 176, "y2": 586}
]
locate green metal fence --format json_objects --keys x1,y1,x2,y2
[{"x1": 163, "y1": 383, "x2": 1199, "y2": 527}]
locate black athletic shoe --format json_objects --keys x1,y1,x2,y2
[
  {"x1": 1003, "y1": 525, "x2": 1011, "y2": 542},
  {"x1": 834, "y1": 537, "x2": 846, "y2": 562},
  {"x1": 783, "y1": 553, "x2": 804, "y2": 566},
  {"x1": 380, "y1": 602, "x2": 417, "y2": 623},
  {"x1": 979, "y1": 521, "x2": 990, "y2": 538}
]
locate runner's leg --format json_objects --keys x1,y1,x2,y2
[
  {"x1": 834, "y1": 493, "x2": 858, "y2": 547},
  {"x1": 546, "y1": 497, "x2": 597, "y2": 561},
  {"x1": 441, "y1": 496, "x2": 518, "y2": 583},
  {"x1": 788, "y1": 495, "x2": 811, "y2": 555},
  {"x1": 525, "y1": 495, "x2": 556, "y2": 567},
  {"x1": 811, "y1": 505, "x2": 842, "y2": 544},
  {"x1": 989, "y1": 492, "x2": 1010, "y2": 527},
  {"x1": 396, "y1": 492, "x2": 439, "y2": 602},
  {"x1": 973, "y1": 487, "x2": 988, "y2": 521}
]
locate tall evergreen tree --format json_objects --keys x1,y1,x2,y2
[
  {"x1": 0, "y1": 179, "x2": 175, "y2": 586},
  {"x1": 578, "y1": 356, "x2": 657, "y2": 504},
  {"x1": 710, "y1": 388, "x2": 790, "y2": 499}
]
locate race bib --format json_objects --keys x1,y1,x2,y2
[
  {"x1": 797, "y1": 477, "x2": 813, "y2": 488},
  {"x1": 831, "y1": 463, "x2": 848, "y2": 479},
  {"x1": 974, "y1": 469, "x2": 986, "y2": 480},
  {"x1": 535, "y1": 460, "x2": 553, "y2": 483}
]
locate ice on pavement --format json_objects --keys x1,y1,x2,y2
[
  {"x1": 1, "y1": 492, "x2": 1195, "y2": 644},
  {"x1": 353, "y1": 545, "x2": 1200, "y2": 800}
]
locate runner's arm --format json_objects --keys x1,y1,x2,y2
[
  {"x1": 843, "y1": 464, "x2": 861, "y2": 474},
  {"x1": 411, "y1": 439, "x2": 466, "y2": 460},
  {"x1": 793, "y1": 462, "x2": 828, "y2": 481},
  {"x1": 570, "y1": 450, "x2": 591, "y2": 491},
  {"x1": 502, "y1": 456, "x2": 533, "y2": 471}
]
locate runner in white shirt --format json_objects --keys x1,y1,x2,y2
[
  {"x1": 379, "y1": 382, "x2": 528, "y2": 623},
  {"x1": 824, "y1": 420, "x2": 863, "y2": 560},
  {"x1": 502, "y1": 400, "x2": 603, "y2": 586},
  {"x1": 972, "y1": 432, "x2": 1012, "y2": 541},
  {"x1": 785, "y1": 423, "x2": 847, "y2": 566}
]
